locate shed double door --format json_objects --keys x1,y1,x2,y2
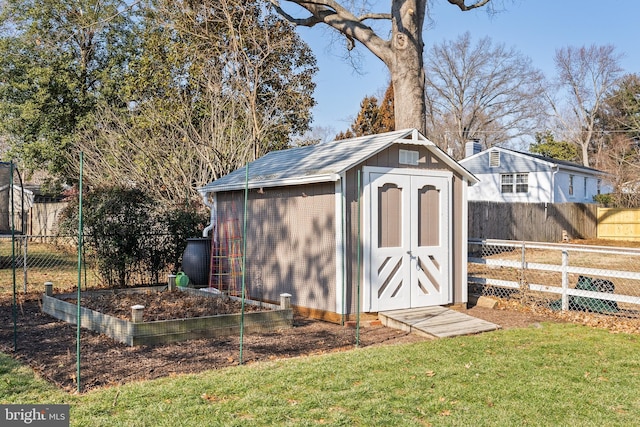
[{"x1": 365, "y1": 168, "x2": 451, "y2": 312}]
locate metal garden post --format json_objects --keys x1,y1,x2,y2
[
  {"x1": 11, "y1": 162, "x2": 17, "y2": 352},
  {"x1": 239, "y1": 164, "x2": 249, "y2": 364},
  {"x1": 356, "y1": 170, "x2": 361, "y2": 347},
  {"x1": 23, "y1": 236, "x2": 27, "y2": 293},
  {"x1": 521, "y1": 241, "x2": 527, "y2": 292},
  {"x1": 77, "y1": 152, "x2": 84, "y2": 392}
]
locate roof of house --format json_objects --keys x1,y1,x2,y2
[
  {"x1": 199, "y1": 129, "x2": 478, "y2": 194},
  {"x1": 460, "y1": 146, "x2": 609, "y2": 175}
]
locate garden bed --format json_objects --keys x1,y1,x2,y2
[
  {"x1": 42, "y1": 286, "x2": 293, "y2": 346},
  {"x1": 2, "y1": 292, "x2": 432, "y2": 392}
]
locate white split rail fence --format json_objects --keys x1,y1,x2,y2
[{"x1": 468, "y1": 239, "x2": 640, "y2": 312}]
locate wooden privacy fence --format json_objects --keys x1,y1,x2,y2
[
  {"x1": 468, "y1": 202, "x2": 597, "y2": 242},
  {"x1": 597, "y1": 208, "x2": 640, "y2": 241}
]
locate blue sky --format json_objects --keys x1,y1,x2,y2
[{"x1": 290, "y1": 0, "x2": 640, "y2": 134}]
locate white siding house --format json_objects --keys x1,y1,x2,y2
[{"x1": 459, "y1": 146, "x2": 612, "y2": 204}]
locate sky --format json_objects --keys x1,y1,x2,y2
[{"x1": 288, "y1": 0, "x2": 640, "y2": 136}]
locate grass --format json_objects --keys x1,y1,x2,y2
[
  {"x1": 2, "y1": 322, "x2": 639, "y2": 426},
  {"x1": 479, "y1": 246, "x2": 640, "y2": 271},
  {"x1": 0, "y1": 238, "x2": 85, "y2": 294}
]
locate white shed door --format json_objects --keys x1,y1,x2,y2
[{"x1": 366, "y1": 170, "x2": 451, "y2": 312}]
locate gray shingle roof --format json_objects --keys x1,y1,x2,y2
[
  {"x1": 199, "y1": 129, "x2": 477, "y2": 193},
  {"x1": 460, "y1": 146, "x2": 610, "y2": 175}
]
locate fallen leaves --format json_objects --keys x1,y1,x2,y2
[
  {"x1": 491, "y1": 297, "x2": 640, "y2": 335},
  {"x1": 64, "y1": 290, "x2": 267, "y2": 321},
  {"x1": 201, "y1": 392, "x2": 219, "y2": 402}
]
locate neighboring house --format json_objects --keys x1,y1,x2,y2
[
  {"x1": 459, "y1": 143, "x2": 613, "y2": 203},
  {"x1": 0, "y1": 184, "x2": 34, "y2": 233},
  {"x1": 23, "y1": 185, "x2": 67, "y2": 236},
  {"x1": 0, "y1": 163, "x2": 66, "y2": 236},
  {"x1": 198, "y1": 129, "x2": 478, "y2": 322},
  {"x1": 0, "y1": 182, "x2": 66, "y2": 236}
]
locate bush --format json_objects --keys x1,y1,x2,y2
[
  {"x1": 59, "y1": 186, "x2": 207, "y2": 287},
  {"x1": 147, "y1": 204, "x2": 208, "y2": 281},
  {"x1": 593, "y1": 193, "x2": 614, "y2": 206}
]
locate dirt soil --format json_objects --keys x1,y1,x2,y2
[
  {"x1": 1, "y1": 291, "x2": 558, "y2": 393},
  {"x1": 64, "y1": 290, "x2": 264, "y2": 321}
]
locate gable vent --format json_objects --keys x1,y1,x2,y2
[
  {"x1": 489, "y1": 151, "x2": 501, "y2": 168},
  {"x1": 399, "y1": 149, "x2": 419, "y2": 165}
]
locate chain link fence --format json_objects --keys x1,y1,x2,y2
[
  {"x1": 1, "y1": 235, "x2": 81, "y2": 294},
  {"x1": 0, "y1": 234, "x2": 178, "y2": 294},
  {"x1": 468, "y1": 238, "x2": 640, "y2": 322}
]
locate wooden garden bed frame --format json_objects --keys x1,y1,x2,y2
[{"x1": 41, "y1": 285, "x2": 293, "y2": 346}]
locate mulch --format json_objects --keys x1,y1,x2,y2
[
  {"x1": 1, "y1": 291, "x2": 561, "y2": 393},
  {"x1": 63, "y1": 290, "x2": 265, "y2": 321}
]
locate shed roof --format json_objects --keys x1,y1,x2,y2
[{"x1": 199, "y1": 129, "x2": 478, "y2": 194}]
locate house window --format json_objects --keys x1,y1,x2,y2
[
  {"x1": 501, "y1": 174, "x2": 514, "y2": 193},
  {"x1": 569, "y1": 175, "x2": 574, "y2": 196},
  {"x1": 583, "y1": 177, "x2": 588, "y2": 198},
  {"x1": 490, "y1": 151, "x2": 500, "y2": 168},
  {"x1": 516, "y1": 174, "x2": 529, "y2": 193},
  {"x1": 597, "y1": 179, "x2": 602, "y2": 195},
  {"x1": 501, "y1": 173, "x2": 528, "y2": 193},
  {"x1": 399, "y1": 149, "x2": 419, "y2": 165}
]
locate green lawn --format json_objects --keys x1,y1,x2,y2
[{"x1": 2, "y1": 322, "x2": 639, "y2": 426}]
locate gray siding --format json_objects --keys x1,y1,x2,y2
[{"x1": 215, "y1": 183, "x2": 337, "y2": 315}]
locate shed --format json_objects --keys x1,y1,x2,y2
[{"x1": 198, "y1": 129, "x2": 478, "y2": 322}]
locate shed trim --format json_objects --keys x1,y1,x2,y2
[
  {"x1": 198, "y1": 173, "x2": 341, "y2": 194},
  {"x1": 461, "y1": 176, "x2": 469, "y2": 304},
  {"x1": 334, "y1": 178, "x2": 346, "y2": 316},
  {"x1": 362, "y1": 166, "x2": 454, "y2": 312}
]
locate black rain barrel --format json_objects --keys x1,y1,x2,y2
[{"x1": 181, "y1": 238, "x2": 212, "y2": 288}]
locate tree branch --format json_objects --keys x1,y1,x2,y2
[
  {"x1": 269, "y1": 0, "x2": 325, "y2": 26},
  {"x1": 269, "y1": 0, "x2": 392, "y2": 63},
  {"x1": 447, "y1": 0, "x2": 492, "y2": 11},
  {"x1": 357, "y1": 12, "x2": 392, "y2": 21}
]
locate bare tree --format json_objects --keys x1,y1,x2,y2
[
  {"x1": 74, "y1": 89, "x2": 255, "y2": 204},
  {"x1": 549, "y1": 44, "x2": 623, "y2": 167},
  {"x1": 424, "y1": 32, "x2": 546, "y2": 159},
  {"x1": 270, "y1": 0, "x2": 496, "y2": 133},
  {"x1": 71, "y1": 0, "x2": 316, "y2": 203},
  {"x1": 595, "y1": 134, "x2": 640, "y2": 207}
]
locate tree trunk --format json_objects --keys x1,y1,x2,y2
[
  {"x1": 270, "y1": 0, "x2": 431, "y2": 133},
  {"x1": 581, "y1": 142, "x2": 590, "y2": 167},
  {"x1": 388, "y1": 1, "x2": 426, "y2": 134}
]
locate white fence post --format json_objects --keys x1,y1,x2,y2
[{"x1": 561, "y1": 250, "x2": 569, "y2": 311}]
